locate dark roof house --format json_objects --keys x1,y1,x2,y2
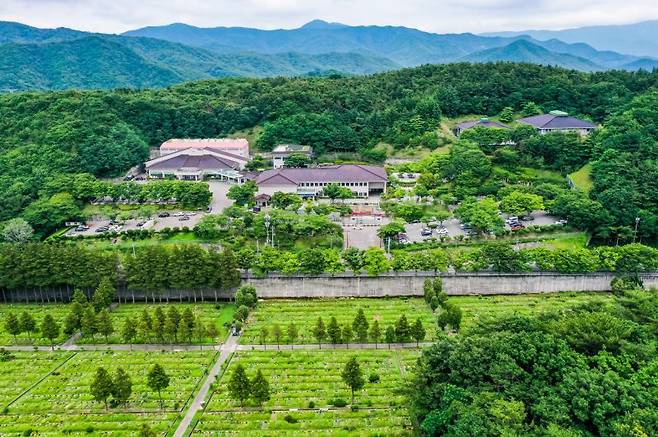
[
  {"x1": 455, "y1": 117, "x2": 510, "y2": 135},
  {"x1": 256, "y1": 165, "x2": 387, "y2": 186},
  {"x1": 518, "y1": 111, "x2": 597, "y2": 134}
]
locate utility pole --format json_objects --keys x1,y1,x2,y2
[{"x1": 633, "y1": 217, "x2": 641, "y2": 243}]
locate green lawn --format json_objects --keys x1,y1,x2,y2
[
  {"x1": 542, "y1": 232, "x2": 589, "y2": 250},
  {"x1": 0, "y1": 304, "x2": 70, "y2": 346},
  {"x1": 452, "y1": 292, "x2": 614, "y2": 331},
  {"x1": 76, "y1": 303, "x2": 236, "y2": 345},
  {"x1": 0, "y1": 350, "x2": 215, "y2": 435},
  {"x1": 193, "y1": 349, "x2": 419, "y2": 435},
  {"x1": 241, "y1": 298, "x2": 436, "y2": 345},
  {"x1": 569, "y1": 164, "x2": 594, "y2": 194}
]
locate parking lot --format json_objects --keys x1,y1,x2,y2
[{"x1": 66, "y1": 211, "x2": 205, "y2": 237}]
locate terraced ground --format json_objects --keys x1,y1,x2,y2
[
  {"x1": 192, "y1": 349, "x2": 421, "y2": 436},
  {"x1": 0, "y1": 304, "x2": 70, "y2": 346},
  {"x1": 0, "y1": 350, "x2": 215, "y2": 435},
  {"x1": 75, "y1": 303, "x2": 236, "y2": 345},
  {"x1": 451, "y1": 292, "x2": 614, "y2": 331},
  {"x1": 241, "y1": 298, "x2": 436, "y2": 345}
]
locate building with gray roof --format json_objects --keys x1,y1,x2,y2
[
  {"x1": 454, "y1": 117, "x2": 510, "y2": 136},
  {"x1": 518, "y1": 111, "x2": 597, "y2": 135}
]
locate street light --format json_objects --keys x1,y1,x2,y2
[
  {"x1": 633, "y1": 217, "x2": 641, "y2": 243},
  {"x1": 264, "y1": 214, "x2": 271, "y2": 246}
]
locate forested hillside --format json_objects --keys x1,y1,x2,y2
[{"x1": 1, "y1": 63, "x2": 657, "y2": 239}]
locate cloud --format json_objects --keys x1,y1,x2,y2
[{"x1": 1, "y1": 0, "x2": 657, "y2": 34}]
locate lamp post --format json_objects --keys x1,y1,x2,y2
[
  {"x1": 633, "y1": 217, "x2": 641, "y2": 243},
  {"x1": 264, "y1": 214, "x2": 271, "y2": 247}
]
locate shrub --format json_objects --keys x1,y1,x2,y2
[
  {"x1": 368, "y1": 373, "x2": 380, "y2": 383},
  {"x1": 0, "y1": 348, "x2": 15, "y2": 362},
  {"x1": 308, "y1": 401, "x2": 315, "y2": 408},
  {"x1": 331, "y1": 398, "x2": 348, "y2": 407},
  {"x1": 284, "y1": 414, "x2": 298, "y2": 423}
]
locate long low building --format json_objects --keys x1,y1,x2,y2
[
  {"x1": 519, "y1": 111, "x2": 597, "y2": 135},
  {"x1": 159, "y1": 138, "x2": 250, "y2": 158},
  {"x1": 255, "y1": 165, "x2": 388, "y2": 198},
  {"x1": 145, "y1": 147, "x2": 249, "y2": 181}
]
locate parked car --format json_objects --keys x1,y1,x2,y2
[
  {"x1": 74, "y1": 226, "x2": 88, "y2": 232},
  {"x1": 511, "y1": 224, "x2": 525, "y2": 231},
  {"x1": 136, "y1": 221, "x2": 146, "y2": 227},
  {"x1": 158, "y1": 212, "x2": 170, "y2": 218},
  {"x1": 521, "y1": 216, "x2": 535, "y2": 222},
  {"x1": 555, "y1": 219, "x2": 568, "y2": 225},
  {"x1": 179, "y1": 216, "x2": 190, "y2": 221},
  {"x1": 421, "y1": 228, "x2": 433, "y2": 237},
  {"x1": 95, "y1": 227, "x2": 109, "y2": 233},
  {"x1": 505, "y1": 217, "x2": 519, "y2": 224},
  {"x1": 437, "y1": 228, "x2": 449, "y2": 236}
]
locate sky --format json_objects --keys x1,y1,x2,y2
[{"x1": 1, "y1": 0, "x2": 658, "y2": 34}]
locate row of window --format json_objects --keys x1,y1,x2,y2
[{"x1": 299, "y1": 182, "x2": 368, "y2": 187}]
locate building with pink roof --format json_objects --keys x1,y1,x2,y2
[{"x1": 160, "y1": 138, "x2": 250, "y2": 158}]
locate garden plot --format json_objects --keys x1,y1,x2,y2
[
  {"x1": 0, "y1": 304, "x2": 70, "y2": 345},
  {"x1": 193, "y1": 349, "x2": 420, "y2": 435},
  {"x1": 76, "y1": 303, "x2": 236, "y2": 345},
  {"x1": 0, "y1": 350, "x2": 215, "y2": 435},
  {"x1": 451, "y1": 292, "x2": 614, "y2": 331},
  {"x1": 241, "y1": 298, "x2": 436, "y2": 345}
]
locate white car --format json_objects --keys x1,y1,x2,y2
[{"x1": 555, "y1": 219, "x2": 568, "y2": 225}]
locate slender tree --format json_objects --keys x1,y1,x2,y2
[
  {"x1": 81, "y1": 306, "x2": 98, "y2": 340},
  {"x1": 153, "y1": 307, "x2": 165, "y2": 343},
  {"x1": 138, "y1": 309, "x2": 153, "y2": 342},
  {"x1": 313, "y1": 317, "x2": 326, "y2": 349},
  {"x1": 327, "y1": 316, "x2": 341, "y2": 347},
  {"x1": 411, "y1": 318, "x2": 426, "y2": 346},
  {"x1": 259, "y1": 326, "x2": 269, "y2": 350},
  {"x1": 395, "y1": 314, "x2": 411, "y2": 343},
  {"x1": 250, "y1": 369, "x2": 270, "y2": 408},
  {"x1": 342, "y1": 324, "x2": 353, "y2": 349},
  {"x1": 4, "y1": 313, "x2": 21, "y2": 343},
  {"x1": 369, "y1": 320, "x2": 381, "y2": 349},
  {"x1": 112, "y1": 367, "x2": 133, "y2": 406},
  {"x1": 97, "y1": 309, "x2": 114, "y2": 343},
  {"x1": 147, "y1": 364, "x2": 170, "y2": 409},
  {"x1": 271, "y1": 324, "x2": 282, "y2": 349},
  {"x1": 287, "y1": 323, "x2": 298, "y2": 349},
  {"x1": 19, "y1": 311, "x2": 36, "y2": 341},
  {"x1": 352, "y1": 309, "x2": 369, "y2": 343},
  {"x1": 90, "y1": 367, "x2": 114, "y2": 409},
  {"x1": 228, "y1": 364, "x2": 251, "y2": 407},
  {"x1": 384, "y1": 326, "x2": 396, "y2": 349},
  {"x1": 41, "y1": 314, "x2": 60, "y2": 350},
  {"x1": 64, "y1": 302, "x2": 84, "y2": 335},
  {"x1": 341, "y1": 356, "x2": 365, "y2": 404},
  {"x1": 121, "y1": 317, "x2": 137, "y2": 350},
  {"x1": 181, "y1": 308, "x2": 196, "y2": 344}
]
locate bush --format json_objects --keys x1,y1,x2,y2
[
  {"x1": 0, "y1": 348, "x2": 15, "y2": 362},
  {"x1": 331, "y1": 398, "x2": 348, "y2": 407},
  {"x1": 283, "y1": 414, "x2": 298, "y2": 423},
  {"x1": 369, "y1": 373, "x2": 380, "y2": 383},
  {"x1": 308, "y1": 401, "x2": 315, "y2": 408}
]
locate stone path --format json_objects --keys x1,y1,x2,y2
[{"x1": 174, "y1": 333, "x2": 240, "y2": 437}]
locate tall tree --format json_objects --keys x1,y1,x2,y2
[
  {"x1": 287, "y1": 323, "x2": 298, "y2": 348},
  {"x1": 250, "y1": 369, "x2": 271, "y2": 408},
  {"x1": 96, "y1": 309, "x2": 114, "y2": 343},
  {"x1": 121, "y1": 317, "x2": 137, "y2": 350},
  {"x1": 313, "y1": 317, "x2": 326, "y2": 349},
  {"x1": 112, "y1": 367, "x2": 133, "y2": 406},
  {"x1": 4, "y1": 313, "x2": 21, "y2": 343},
  {"x1": 385, "y1": 326, "x2": 396, "y2": 349},
  {"x1": 271, "y1": 324, "x2": 282, "y2": 349},
  {"x1": 81, "y1": 306, "x2": 98, "y2": 340},
  {"x1": 90, "y1": 367, "x2": 114, "y2": 410},
  {"x1": 395, "y1": 314, "x2": 411, "y2": 343},
  {"x1": 352, "y1": 309, "x2": 369, "y2": 343},
  {"x1": 228, "y1": 364, "x2": 251, "y2": 407},
  {"x1": 369, "y1": 320, "x2": 382, "y2": 349},
  {"x1": 411, "y1": 318, "x2": 426, "y2": 346},
  {"x1": 342, "y1": 324, "x2": 353, "y2": 348},
  {"x1": 341, "y1": 356, "x2": 365, "y2": 405},
  {"x1": 327, "y1": 317, "x2": 342, "y2": 346},
  {"x1": 147, "y1": 364, "x2": 170, "y2": 409},
  {"x1": 19, "y1": 311, "x2": 36, "y2": 341},
  {"x1": 41, "y1": 314, "x2": 60, "y2": 350}
]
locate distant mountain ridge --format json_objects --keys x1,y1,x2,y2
[
  {"x1": 1, "y1": 19, "x2": 657, "y2": 92},
  {"x1": 483, "y1": 20, "x2": 658, "y2": 59},
  {"x1": 125, "y1": 20, "x2": 658, "y2": 70}
]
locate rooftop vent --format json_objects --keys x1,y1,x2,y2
[
  {"x1": 479, "y1": 117, "x2": 489, "y2": 122},
  {"x1": 549, "y1": 110, "x2": 569, "y2": 117}
]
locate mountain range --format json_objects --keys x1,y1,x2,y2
[
  {"x1": 484, "y1": 20, "x2": 658, "y2": 59},
  {"x1": 0, "y1": 19, "x2": 657, "y2": 92}
]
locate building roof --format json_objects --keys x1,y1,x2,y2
[
  {"x1": 256, "y1": 165, "x2": 388, "y2": 186},
  {"x1": 146, "y1": 148, "x2": 244, "y2": 171},
  {"x1": 272, "y1": 144, "x2": 312, "y2": 154},
  {"x1": 518, "y1": 112, "x2": 597, "y2": 129},
  {"x1": 456, "y1": 118, "x2": 510, "y2": 131},
  {"x1": 160, "y1": 138, "x2": 249, "y2": 153}
]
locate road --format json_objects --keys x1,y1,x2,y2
[
  {"x1": 174, "y1": 333, "x2": 240, "y2": 437},
  {"x1": 207, "y1": 181, "x2": 234, "y2": 213}
]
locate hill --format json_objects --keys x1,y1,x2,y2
[
  {"x1": 483, "y1": 20, "x2": 658, "y2": 59},
  {"x1": 462, "y1": 40, "x2": 602, "y2": 71}
]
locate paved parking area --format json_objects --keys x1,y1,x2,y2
[
  {"x1": 207, "y1": 181, "x2": 234, "y2": 213},
  {"x1": 405, "y1": 218, "x2": 465, "y2": 242},
  {"x1": 66, "y1": 212, "x2": 205, "y2": 237}
]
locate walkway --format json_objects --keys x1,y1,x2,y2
[
  {"x1": 174, "y1": 333, "x2": 240, "y2": 437},
  {"x1": 3, "y1": 343, "x2": 222, "y2": 352},
  {"x1": 236, "y1": 342, "x2": 432, "y2": 351}
]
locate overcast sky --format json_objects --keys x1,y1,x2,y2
[{"x1": 2, "y1": 0, "x2": 658, "y2": 34}]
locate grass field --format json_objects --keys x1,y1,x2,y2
[
  {"x1": 452, "y1": 292, "x2": 613, "y2": 331},
  {"x1": 0, "y1": 304, "x2": 70, "y2": 346},
  {"x1": 193, "y1": 349, "x2": 420, "y2": 435},
  {"x1": 0, "y1": 350, "x2": 215, "y2": 435},
  {"x1": 76, "y1": 303, "x2": 236, "y2": 345},
  {"x1": 241, "y1": 298, "x2": 436, "y2": 345},
  {"x1": 569, "y1": 163, "x2": 594, "y2": 194}
]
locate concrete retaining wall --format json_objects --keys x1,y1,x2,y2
[{"x1": 244, "y1": 272, "x2": 658, "y2": 298}]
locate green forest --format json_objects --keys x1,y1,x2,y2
[{"x1": 1, "y1": 62, "x2": 658, "y2": 239}]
